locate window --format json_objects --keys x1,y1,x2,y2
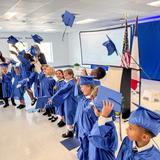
[{"x1": 38, "y1": 42, "x2": 53, "y2": 64}]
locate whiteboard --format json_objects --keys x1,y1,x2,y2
[{"x1": 80, "y1": 26, "x2": 131, "y2": 66}]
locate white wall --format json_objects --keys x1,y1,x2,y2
[
  {"x1": 68, "y1": 32, "x2": 82, "y2": 65},
  {"x1": 0, "y1": 32, "x2": 69, "y2": 66}
]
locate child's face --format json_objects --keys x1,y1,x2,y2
[
  {"x1": 42, "y1": 66, "x2": 47, "y2": 72},
  {"x1": 44, "y1": 67, "x2": 54, "y2": 76},
  {"x1": 80, "y1": 85, "x2": 92, "y2": 96},
  {"x1": 81, "y1": 68, "x2": 88, "y2": 76},
  {"x1": 2, "y1": 67, "x2": 8, "y2": 74},
  {"x1": 64, "y1": 71, "x2": 73, "y2": 80},
  {"x1": 126, "y1": 123, "x2": 144, "y2": 142},
  {"x1": 56, "y1": 71, "x2": 63, "y2": 80},
  {"x1": 14, "y1": 67, "x2": 20, "y2": 74}
]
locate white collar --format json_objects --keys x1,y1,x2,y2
[
  {"x1": 133, "y1": 141, "x2": 153, "y2": 152},
  {"x1": 65, "y1": 78, "x2": 73, "y2": 83},
  {"x1": 86, "y1": 95, "x2": 91, "y2": 99}
]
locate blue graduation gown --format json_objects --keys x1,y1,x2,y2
[
  {"x1": 18, "y1": 53, "x2": 31, "y2": 79},
  {"x1": 12, "y1": 74, "x2": 25, "y2": 99},
  {"x1": 35, "y1": 75, "x2": 56, "y2": 109},
  {"x1": 53, "y1": 79, "x2": 66, "y2": 116},
  {"x1": 2, "y1": 72, "x2": 12, "y2": 98},
  {"x1": 74, "y1": 96, "x2": 97, "y2": 160},
  {"x1": 39, "y1": 74, "x2": 56, "y2": 97},
  {"x1": 117, "y1": 136, "x2": 160, "y2": 160},
  {"x1": 35, "y1": 96, "x2": 50, "y2": 109},
  {"x1": 33, "y1": 72, "x2": 42, "y2": 98},
  {"x1": 89, "y1": 121, "x2": 118, "y2": 160},
  {"x1": 51, "y1": 79, "x2": 78, "y2": 125}
]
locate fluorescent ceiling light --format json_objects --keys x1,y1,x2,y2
[
  {"x1": 3, "y1": 12, "x2": 18, "y2": 19},
  {"x1": 44, "y1": 29, "x2": 56, "y2": 32},
  {"x1": 76, "y1": 19, "x2": 97, "y2": 24},
  {"x1": 147, "y1": 1, "x2": 160, "y2": 7}
]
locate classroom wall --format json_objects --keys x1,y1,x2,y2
[
  {"x1": 68, "y1": 32, "x2": 82, "y2": 65},
  {"x1": 0, "y1": 32, "x2": 69, "y2": 66}
]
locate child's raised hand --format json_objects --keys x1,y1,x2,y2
[{"x1": 101, "y1": 100, "x2": 113, "y2": 118}]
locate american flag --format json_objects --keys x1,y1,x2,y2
[{"x1": 121, "y1": 19, "x2": 130, "y2": 68}]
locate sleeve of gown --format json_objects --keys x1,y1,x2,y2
[
  {"x1": 17, "y1": 54, "x2": 29, "y2": 65},
  {"x1": 51, "y1": 83, "x2": 72, "y2": 106},
  {"x1": 116, "y1": 137, "x2": 129, "y2": 160},
  {"x1": 89, "y1": 123, "x2": 115, "y2": 151},
  {"x1": 81, "y1": 108, "x2": 96, "y2": 134}
]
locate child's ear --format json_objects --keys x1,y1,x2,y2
[{"x1": 142, "y1": 133, "x2": 150, "y2": 142}]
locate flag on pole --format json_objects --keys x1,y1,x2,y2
[
  {"x1": 130, "y1": 16, "x2": 140, "y2": 90},
  {"x1": 121, "y1": 18, "x2": 130, "y2": 68}
]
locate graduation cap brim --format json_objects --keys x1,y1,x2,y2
[
  {"x1": 60, "y1": 137, "x2": 80, "y2": 150},
  {"x1": 79, "y1": 75, "x2": 95, "y2": 85},
  {"x1": 94, "y1": 86, "x2": 122, "y2": 112},
  {"x1": 31, "y1": 34, "x2": 43, "y2": 43},
  {"x1": 0, "y1": 63, "x2": 9, "y2": 67},
  {"x1": 7, "y1": 36, "x2": 19, "y2": 45}
]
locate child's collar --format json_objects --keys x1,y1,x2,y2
[
  {"x1": 86, "y1": 95, "x2": 91, "y2": 99},
  {"x1": 65, "y1": 78, "x2": 73, "y2": 82},
  {"x1": 133, "y1": 140, "x2": 153, "y2": 152}
]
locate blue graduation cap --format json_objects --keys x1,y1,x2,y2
[
  {"x1": 10, "y1": 59, "x2": 17, "y2": 65},
  {"x1": 31, "y1": 34, "x2": 43, "y2": 44},
  {"x1": 129, "y1": 103, "x2": 160, "y2": 136},
  {"x1": 7, "y1": 35, "x2": 19, "y2": 45},
  {"x1": 0, "y1": 63, "x2": 9, "y2": 67},
  {"x1": 94, "y1": 80, "x2": 101, "y2": 86},
  {"x1": 62, "y1": 10, "x2": 75, "y2": 27},
  {"x1": 80, "y1": 76, "x2": 95, "y2": 85},
  {"x1": 30, "y1": 46, "x2": 38, "y2": 56},
  {"x1": 93, "y1": 86, "x2": 122, "y2": 112},
  {"x1": 60, "y1": 138, "x2": 80, "y2": 151},
  {"x1": 102, "y1": 35, "x2": 118, "y2": 56},
  {"x1": 61, "y1": 10, "x2": 75, "y2": 40}
]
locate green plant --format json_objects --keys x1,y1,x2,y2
[{"x1": 73, "y1": 63, "x2": 80, "y2": 67}]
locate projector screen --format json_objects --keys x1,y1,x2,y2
[{"x1": 79, "y1": 26, "x2": 131, "y2": 66}]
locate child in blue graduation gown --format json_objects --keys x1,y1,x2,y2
[
  {"x1": 35, "y1": 66, "x2": 56, "y2": 111},
  {"x1": 1, "y1": 63, "x2": 15, "y2": 108},
  {"x1": 88, "y1": 86, "x2": 118, "y2": 160},
  {"x1": 10, "y1": 49, "x2": 36, "y2": 105},
  {"x1": 11, "y1": 65, "x2": 26, "y2": 109},
  {"x1": 74, "y1": 76, "x2": 98, "y2": 160},
  {"x1": 49, "y1": 69, "x2": 77, "y2": 138},
  {"x1": 117, "y1": 104, "x2": 160, "y2": 160},
  {"x1": 33, "y1": 64, "x2": 49, "y2": 98},
  {"x1": 53, "y1": 70, "x2": 66, "y2": 126}
]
